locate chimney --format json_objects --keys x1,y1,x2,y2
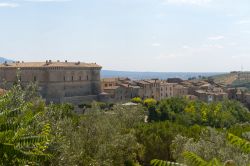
[
  {"x1": 65, "y1": 60, "x2": 68, "y2": 63},
  {"x1": 49, "y1": 60, "x2": 52, "y2": 63}
]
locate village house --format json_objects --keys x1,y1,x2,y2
[
  {"x1": 173, "y1": 84, "x2": 188, "y2": 97},
  {"x1": 101, "y1": 77, "x2": 130, "y2": 90},
  {"x1": 144, "y1": 79, "x2": 161, "y2": 100},
  {"x1": 133, "y1": 80, "x2": 152, "y2": 99},
  {"x1": 102, "y1": 78, "x2": 142, "y2": 102},
  {"x1": 194, "y1": 90, "x2": 228, "y2": 102},
  {"x1": 227, "y1": 88, "x2": 250, "y2": 108},
  {"x1": 160, "y1": 82, "x2": 188, "y2": 100},
  {"x1": 160, "y1": 82, "x2": 176, "y2": 100}
]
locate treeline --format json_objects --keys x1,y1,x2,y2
[{"x1": 0, "y1": 84, "x2": 250, "y2": 165}]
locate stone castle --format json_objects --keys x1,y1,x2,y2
[{"x1": 0, "y1": 60, "x2": 103, "y2": 104}]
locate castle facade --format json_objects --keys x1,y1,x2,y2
[{"x1": 0, "y1": 61, "x2": 102, "y2": 104}]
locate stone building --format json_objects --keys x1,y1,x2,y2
[
  {"x1": 101, "y1": 77, "x2": 130, "y2": 90},
  {"x1": 195, "y1": 90, "x2": 228, "y2": 102},
  {"x1": 160, "y1": 82, "x2": 188, "y2": 100},
  {"x1": 0, "y1": 61, "x2": 102, "y2": 104},
  {"x1": 237, "y1": 72, "x2": 250, "y2": 81},
  {"x1": 160, "y1": 82, "x2": 176, "y2": 100},
  {"x1": 144, "y1": 79, "x2": 161, "y2": 100}
]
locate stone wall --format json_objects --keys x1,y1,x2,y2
[{"x1": 0, "y1": 66, "x2": 102, "y2": 104}]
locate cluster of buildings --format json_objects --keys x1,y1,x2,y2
[
  {"x1": 102, "y1": 77, "x2": 228, "y2": 103},
  {"x1": 0, "y1": 61, "x2": 250, "y2": 108},
  {"x1": 227, "y1": 88, "x2": 250, "y2": 108}
]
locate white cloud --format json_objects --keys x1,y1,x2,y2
[
  {"x1": 203, "y1": 44, "x2": 224, "y2": 49},
  {"x1": 156, "y1": 53, "x2": 177, "y2": 59},
  {"x1": 231, "y1": 55, "x2": 249, "y2": 59},
  {"x1": 23, "y1": 0, "x2": 72, "y2": 2},
  {"x1": 162, "y1": 0, "x2": 212, "y2": 6},
  {"x1": 0, "y1": 3, "x2": 19, "y2": 8},
  {"x1": 182, "y1": 45, "x2": 191, "y2": 49},
  {"x1": 208, "y1": 35, "x2": 225, "y2": 40},
  {"x1": 152, "y1": 43, "x2": 161, "y2": 47},
  {"x1": 236, "y1": 19, "x2": 250, "y2": 25},
  {"x1": 242, "y1": 30, "x2": 250, "y2": 34}
]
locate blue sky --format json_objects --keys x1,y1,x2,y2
[{"x1": 0, "y1": 0, "x2": 250, "y2": 72}]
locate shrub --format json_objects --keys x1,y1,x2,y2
[{"x1": 131, "y1": 97, "x2": 143, "y2": 104}]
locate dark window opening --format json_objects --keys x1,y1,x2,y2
[
  {"x1": 34, "y1": 76, "x2": 37, "y2": 81},
  {"x1": 87, "y1": 75, "x2": 89, "y2": 80},
  {"x1": 72, "y1": 76, "x2": 74, "y2": 81}
]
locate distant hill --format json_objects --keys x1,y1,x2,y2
[
  {"x1": 212, "y1": 72, "x2": 250, "y2": 90},
  {"x1": 101, "y1": 70, "x2": 224, "y2": 80},
  {"x1": 212, "y1": 73, "x2": 238, "y2": 85},
  {"x1": 0, "y1": 57, "x2": 13, "y2": 63}
]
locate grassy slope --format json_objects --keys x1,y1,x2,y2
[
  {"x1": 212, "y1": 73, "x2": 250, "y2": 90},
  {"x1": 212, "y1": 73, "x2": 238, "y2": 85}
]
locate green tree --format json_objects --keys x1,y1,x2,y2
[
  {"x1": 131, "y1": 97, "x2": 143, "y2": 104},
  {"x1": 0, "y1": 84, "x2": 51, "y2": 165}
]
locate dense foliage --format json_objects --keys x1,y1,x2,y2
[{"x1": 0, "y1": 86, "x2": 250, "y2": 165}]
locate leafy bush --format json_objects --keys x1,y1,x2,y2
[
  {"x1": 0, "y1": 84, "x2": 51, "y2": 165},
  {"x1": 131, "y1": 97, "x2": 143, "y2": 104}
]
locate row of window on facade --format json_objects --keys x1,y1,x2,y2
[
  {"x1": 161, "y1": 87, "x2": 173, "y2": 91},
  {"x1": 104, "y1": 83, "x2": 113, "y2": 87},
  {"x1": 63, "y1": 75, "x2": 89, "y2": 81},
  {"x1": 18, "y1": 75, "x2": 89, "y2": 82},
  {"x1": 161, "y1": 93, "x2": 173, "y2": 97}
]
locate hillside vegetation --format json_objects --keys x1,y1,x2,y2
[
  {"x1": 212, "y1": 73, "x2": 238, "y2": 85},
  {"x1": 0, "y1": 83, "x2": 250, "y2": 165},
  {"x1": 212, "y1": 72, "x2": 250, "y2": 91}
]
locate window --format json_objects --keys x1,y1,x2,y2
[
  {"x1": 64, "y1": 76, "x2": 66, "y2": 81},
  {"x1": 72, "y1": 76, "x2": 74, "y2": 81},
  {"x1": 79, "y1": 76, "x2": 81, "y2": 81},
  {"x1": 105, "y1": 84, "x2": 108, "y2": 87},
  {"x1": 109, "y1": 84, "x2": 112, "y2": 86},
  {"x1": 87, "y1": 75, "x2": 89, "y2": 80},
  {"x1": 34, "y1": 76, "x2": 37, "y2": 81}
]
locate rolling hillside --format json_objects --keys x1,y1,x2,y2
[
  {"x1": 212, "y1": 72, "x2": 250, "y2": 90},
  {"x1": 212, "y1": 73, "x2": 238, "y2": 85}
]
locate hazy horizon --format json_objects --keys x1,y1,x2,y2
[{"x1": 1, "y1": 0, "x2": 250, "y2": 72}]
